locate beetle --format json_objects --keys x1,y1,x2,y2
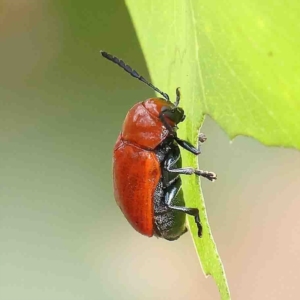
[{"x1": 101, "y1": 51, "x2": 217, "y2": 241}]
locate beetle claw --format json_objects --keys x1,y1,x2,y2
[{"x1": 208, "y1": 172, "x2": 217, "y2": 181}]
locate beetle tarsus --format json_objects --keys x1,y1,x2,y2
[
  {"x1": 195, "y1": 170, "x2": 217, "y2": 181},
  {"x1": 198, "y1": 132, "x2": 207, "y2": 143}
]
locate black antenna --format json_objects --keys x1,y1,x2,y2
[
  {"x1": 101, "y1": 51, "x2": 170, "y2": 101},
  {"x1": 174, "y1": 87, "x2": 181, "y2": 107}
]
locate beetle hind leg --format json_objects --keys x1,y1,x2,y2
[
  {"x1": 167, "y1": 204, "x2": 202, "y2": 237},
  {"x1": 165, "y1": 182, "x2": 203, "y2": 237}
]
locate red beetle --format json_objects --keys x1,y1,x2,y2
[{"x1": 101, "y1": 51, "x2": 216, "y2": 241}]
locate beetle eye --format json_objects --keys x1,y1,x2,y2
[{"x1": 161, "y1": 106, "x2": 171, "y2": 113}]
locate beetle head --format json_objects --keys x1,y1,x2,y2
[
  {"x1": 144, "y1": 98, "x2": 185, "y2": 126},
  {"x1": 160, "y1": 105, "x2": 185, "y2": 125}
]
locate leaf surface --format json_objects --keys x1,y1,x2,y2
[{"x1": 125, "y1": 1, "x2": 300, "y2": 299}]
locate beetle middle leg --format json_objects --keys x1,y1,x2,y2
[
  {"x1": 164, "y1": 147, "x2": 217, "y2": 182},
  {"x1": 168, "y1": 166, "x2": 217, "y2": 181}
]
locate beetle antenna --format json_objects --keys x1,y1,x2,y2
[
  {"x1": 101, "y1": 51, "x2": 170, "y2": 101},
  {"x1": 174, "y1": 87, "x2": 181, "y2": 106}
]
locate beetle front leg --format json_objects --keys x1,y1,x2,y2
[
  {"x1": 175, "y1": 137, "x2": 200, "y2": 155},
  {"x1": 175, "y1": 132, "x2": 207, "y2": 155}
]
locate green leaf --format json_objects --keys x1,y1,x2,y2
[{"x1": 126, "y1": 0, "x2": 300, "y2": 299}]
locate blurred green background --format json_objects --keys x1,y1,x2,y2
[{"x1": 1, "y1": 1, "x2": 300, "y2": 299}]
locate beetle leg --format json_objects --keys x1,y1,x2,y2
[
  {"x1": 175, "y1": 137, "x2": 201, "y2": 155},
  {"x1": 167, "y1": 166, "x2": 217, "y2": 181},
  {"x1": 175, "y1": 132, "x2": 207, "y2": 155},
  {"x1": 164, "y1": 150, "x2": 217, "y2": 182},
  {"x1": 165, "y1": 183, "x2": 202, "y2": 237}
]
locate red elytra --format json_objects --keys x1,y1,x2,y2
[{"x1": 113, "y1": 99, "x2": 173, "y2": 236}]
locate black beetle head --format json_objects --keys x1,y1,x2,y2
[{"x1": 161, "y1": 105, "x2": 186, "y2": 125}]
